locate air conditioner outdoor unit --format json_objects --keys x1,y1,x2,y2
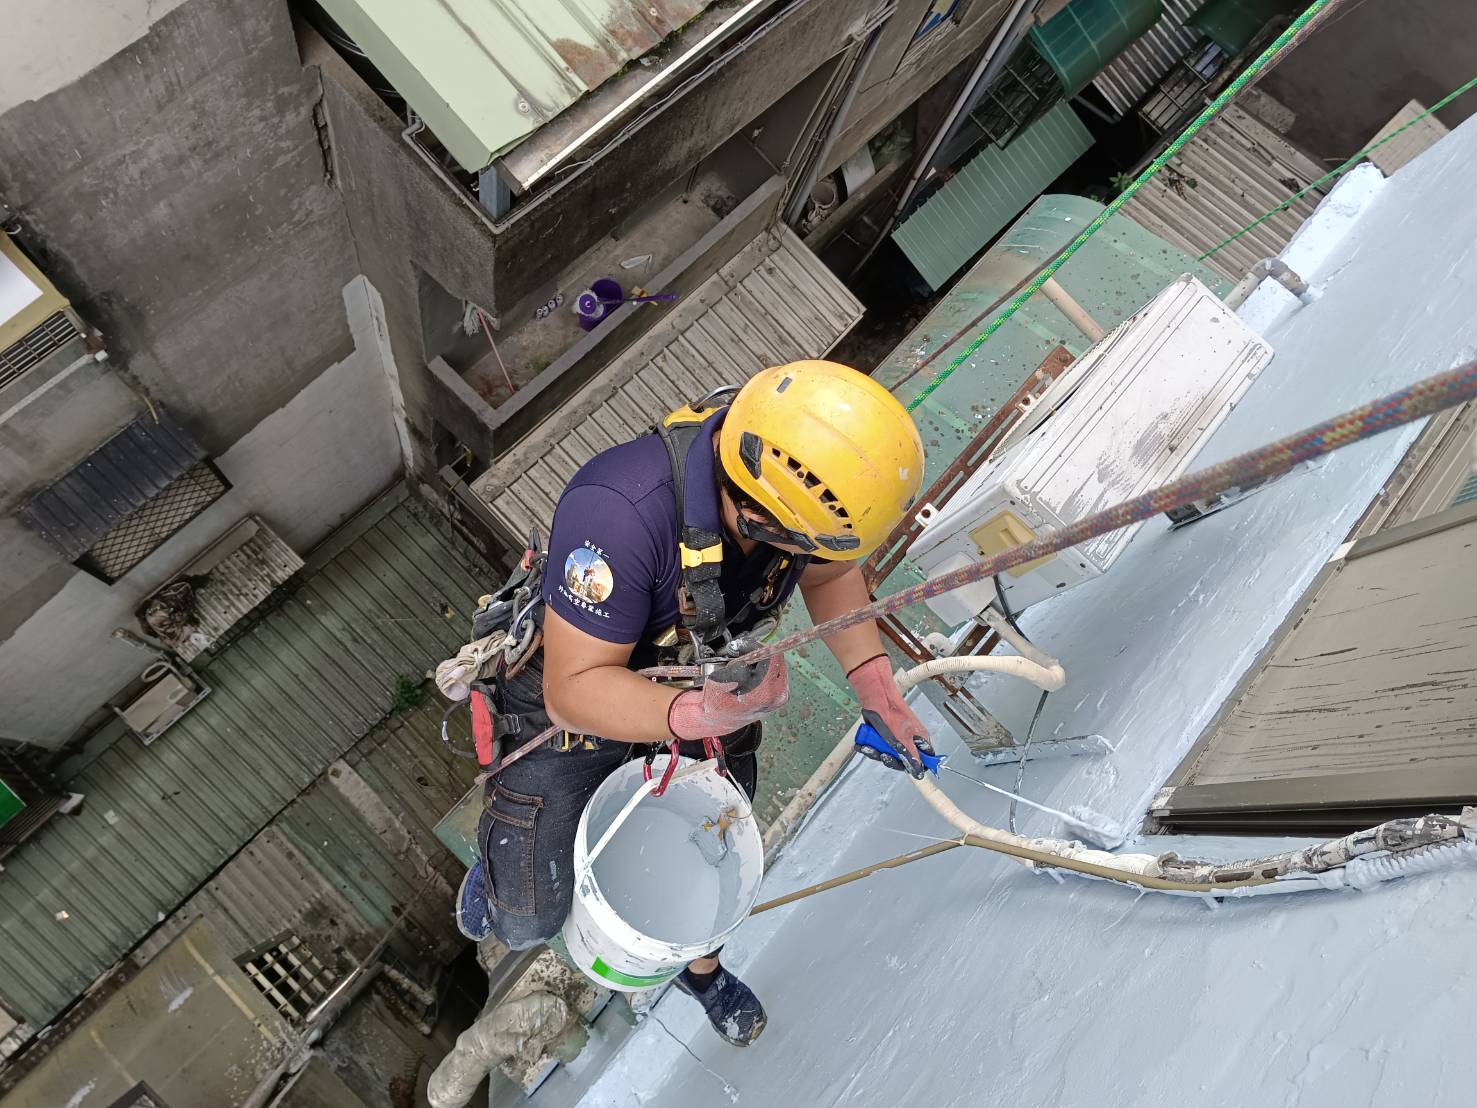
[{"x1": 908, "y1": 275, "x2": 1274, "y2": 625}]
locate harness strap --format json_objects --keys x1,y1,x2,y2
[{"x1": 655, "y1": 417, "x2": 727, "y2": 647}]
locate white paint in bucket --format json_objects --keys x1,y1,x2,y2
[{"x1": 562, "y1": 757, "x2": 763, "y2": 991}]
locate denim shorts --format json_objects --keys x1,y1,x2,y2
[{"x1": 477, "y1": 723, "x2": 760, "y2": 951}]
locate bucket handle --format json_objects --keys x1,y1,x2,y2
[{"x1": 580, "y1": 758, "x2": 719, "y2": 876}]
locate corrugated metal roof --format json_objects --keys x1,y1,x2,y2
[
  {"x1": 1118, "y1": 104, "x2": 1327, "y2": 280},
  {"x1": 18, "y1": 409, "x2": 203, "y2": 561},
  {"x1": 316, "y1": 0, "x2": 713, "y2": 171},
  {"x1": 470, "y1": 226, "x2": 864, "y2": 545},
  {"x1": 892, "y1": 101, "x2": 1095, "y2": 290},
  {"x1": 131, "y1": 696, "x2": 479, "y2": 973},
  {"x1": 0, "y1": 489, "x2": 492, "y2": 1026},
  {"x1": 1157, "y1": 508, "x2": 1477, "y2": 832},
  {"x1": 1090, "y1": 0, "x2": 1208, "y2": 118}
]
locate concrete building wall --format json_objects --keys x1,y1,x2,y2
[
  {"x1": 0, "y1": 279, "x2": 402, "y2": 747},
  {"x1": 1258, "y1": 0, "x2": 1477, "y2": 159},
  {"x1": 0, "y1": 0, "x2": 361, "y2": 455}
]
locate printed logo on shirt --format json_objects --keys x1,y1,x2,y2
[{"x1": 563, "y1": 545, "x2": 614, "y2": 604}]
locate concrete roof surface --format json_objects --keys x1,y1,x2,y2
[{"x1": 568, "y1": 117, "x2": 1477, "y2": 1108}]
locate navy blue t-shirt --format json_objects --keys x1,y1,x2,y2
[{"x1": 542, "y1": 410, "x2": 804, "y2": 654}]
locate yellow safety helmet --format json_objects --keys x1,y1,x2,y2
[{"x1": 717, "y1": 360, "x2": 925, "y2": 562}]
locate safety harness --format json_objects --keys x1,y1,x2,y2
[{"x1": 443, "y1": 392, "x2": 807, "y2": 789}]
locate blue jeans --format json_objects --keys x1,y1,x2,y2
[{"x1": 477, "y1": 700, "x2": 760, "y2": 951}]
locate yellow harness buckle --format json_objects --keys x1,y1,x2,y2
[{"x1": 680, "y1": 542, "x2": 722, "y2": 569}]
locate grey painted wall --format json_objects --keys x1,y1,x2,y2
[
  {"x1": 0, "y1": 0, "x2": 361, "y2": 457},
  {"x1": 1259, "y1": 0, "x2": 1477, "y2": 158},
  {"x1": 0, "y1": 279, "x2": 403, "y2": 748}
]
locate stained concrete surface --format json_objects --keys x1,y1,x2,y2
[
  {"x1": 0, "y1": 0, "x2": 360, "y2": 455},
  {"x1": 0, "y1": 918, "x2": 294, "y2": 1108},
  {"x1": 566, "y1": 119, "x2": 1477, "y2": 1108},
  {"x1": 1259, "y1": 0, "x2": 1477, "y2": 158},
  {"x1": 462, "y1": 174, "x2": 727, "y2": 406}
]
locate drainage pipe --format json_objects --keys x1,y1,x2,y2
[{"x1": 1224, "y1": 257, "x2": 1309, "y2": 309}]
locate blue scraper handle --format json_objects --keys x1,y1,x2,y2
[{"x1": 855, "y1": 720, "x2": 943, "y2": 776}]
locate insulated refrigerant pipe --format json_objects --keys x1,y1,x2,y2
[
  {"x1": 890, "y1": 645, "x2": 1473, "y2": 893},
  {"x1": 750, "y1": 656, "x2": 1476, "y2": 912}
]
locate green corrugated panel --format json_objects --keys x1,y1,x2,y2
[
  {"x1": 1030, "y1": 0, "x2": 1164, "y2": 96},
  {"x1": 893, "y1": 102, "x2": 1095, "y2": 291},
  {"x1": 0, "y1": 778, "x2": 23, "y2": 828},
  {"x1": 0, "y1": 490, "x2": 491, "y2": 1027},
  {"x1": 317, "y1": 0, "x2": 711, "y2": 171}
]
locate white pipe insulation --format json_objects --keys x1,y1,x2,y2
[{"x1": 889, "y1": 655, "x2": 1477, "y2": 896}]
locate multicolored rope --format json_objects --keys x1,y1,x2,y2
[{"x1": 723, "y1": 357, "x2": 1477, "y2": 671}]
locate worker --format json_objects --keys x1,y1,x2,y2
[{"x1": 455, "y1": 360, "x2": 933, "y2": 1047}]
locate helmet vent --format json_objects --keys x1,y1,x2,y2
[
  {"x1": 738, "y1": 431, "x2": 765, "y2": 477},
  {"x1": 771, "y1": 447, "x2": 854, "y2": 530}
]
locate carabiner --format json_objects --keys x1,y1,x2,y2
[{"x1": 643, "y1": 740, "x2": 682, "y2": 797}]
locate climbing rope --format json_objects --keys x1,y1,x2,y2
[
  {"x1": 488, "y1": 358, "x2": 1477, "y2": 775},
  {"x1": 1199, "y1": 73, "x2": 1477, "y2": 260},
  {"x1": 725, "y1": 356, "x2": 1477, "y2": 671},
  {"x1": 905, "y1": 0, "x2": 1339, "y2": 414}
]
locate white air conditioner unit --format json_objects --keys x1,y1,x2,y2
[{"x1": 908, "y1": 275, "x2": 1274, "y2": 625}]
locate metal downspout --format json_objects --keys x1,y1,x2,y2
[
  {"x1": 849, "y1": 0, "x2": 1042, "y2": 276},
  {"x1": 780, "y1": 6, "x2": 896, "y2": 229}
]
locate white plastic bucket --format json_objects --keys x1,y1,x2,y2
[{"x1": 561, "y1": 756, "x2": 764, "y2": 992}]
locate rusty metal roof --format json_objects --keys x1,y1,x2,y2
[
  {"x1": 18, "y1": 408, "x2": 204, "y2": 562},
  {"x1": 316, "y1": 0, "x2": 713, "y2": 171},
  {"x1": 0, "y1": 489, "x2": 491, "y2": 1027}
]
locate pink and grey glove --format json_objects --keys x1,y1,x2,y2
[
  {"x1": 668, "y1": 655, "x2": 790, "y2": 740},
  {"x1": 848, "y1": 654, "x2": 934, "y2": 778}
]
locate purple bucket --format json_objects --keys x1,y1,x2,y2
[{"x1": 576, "y1": 278, "x2": 624, "y2": 331}]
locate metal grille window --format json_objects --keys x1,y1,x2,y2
[
  {"x1": 960, "y1": 39, "x2": 1063, "y2": 149},
  {"x1": 78, "y1": 462, "x2": 230, "y2": 582},
  {"x1": 104, "y1": 1084, "x2": 175, "y2": 1108},
  {"x1": 238, "y1": 933, "x2": 336, "y2": 1024},
  {"x1": 1139, "y1": 42, "x2": 1229, "y2": 133},
  {"x1": 0, "y1": 311, "x2": 84, "y2": 390}
]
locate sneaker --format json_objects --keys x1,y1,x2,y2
[
  {"x1": 455, "y1": 861, "x2": 494, "y2": 942},
  {"x1": 674, "y1": 965, "x2": 768, "y2": 1047}
]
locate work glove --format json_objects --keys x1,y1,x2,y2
[
  {"x1": 847, "y1": 654, "x2": 935, "y2": 779},
  {"x1": 668, "y1": 655, "x2": 789, "y2": 741}
]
